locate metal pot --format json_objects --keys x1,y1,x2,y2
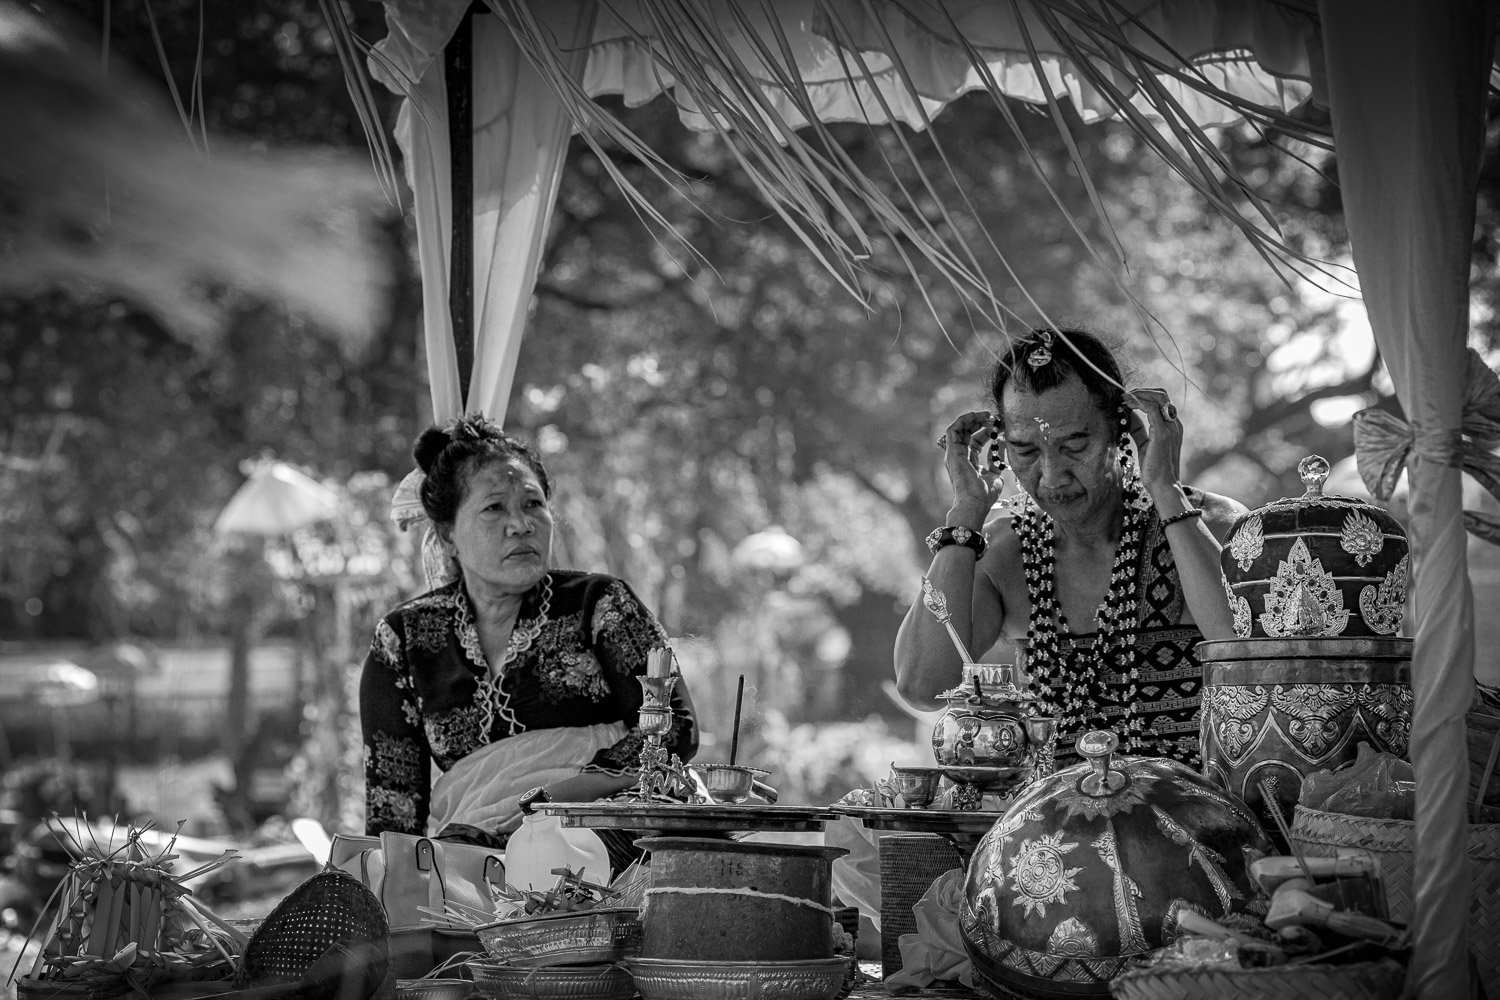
[
  {"x1": 1198, "y1": 635, "x2": 1413, "y2": 832},
  {"x1": 636, "y1": 837, "x2": 846, "y2": 963}
]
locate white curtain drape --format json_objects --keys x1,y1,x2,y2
[
  {"x1": 1319, "y1": 1, "x2": 1495, "y2": 994},
  {"x1": 378, "y1": 1, "x2": 597, "y2": 422}
]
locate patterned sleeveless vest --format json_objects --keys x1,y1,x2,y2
[{"x1": 1027, "y1": 504, "x2": 1204, "y2": 769}]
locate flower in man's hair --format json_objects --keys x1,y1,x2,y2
[{"x1": 1026, "y1": 330, "x2": 1055, "y2": 369}]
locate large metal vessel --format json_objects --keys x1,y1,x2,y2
[
  {"x1": 961, "y1": 731, "x2": 1272, "y2": 999},
  {"x1": 1198, "y1": 636, "x2": 1412, "y2": 830}
]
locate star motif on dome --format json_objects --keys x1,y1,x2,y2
[{"x1": 1007, "y1": 831, "x2": 1085, "y2": 919}]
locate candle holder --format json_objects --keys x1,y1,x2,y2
[{"x1": 637, "y1": 652, "x2": 691, "y2": 801}]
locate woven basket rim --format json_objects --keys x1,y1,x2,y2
[
  {"x1": 475, "y1": 906, "x2": 638, "y2": 931},
  {"x1": 1113, "y1": 958, "x2": 1402, "y2": 980},
  {"x1": 1294, "y1": 803, "x2": 1500, "y2": 857}
]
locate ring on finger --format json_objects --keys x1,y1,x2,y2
[
  {"x1": 1162, "y1": 402, "x2": 1178, "y2": 422},
  {"x1": 935, "y1": 435, "x2": 948, "y2": 449}
]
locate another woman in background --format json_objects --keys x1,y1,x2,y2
[{"x1": 359, "y1": 416, "x2": 697, "y2": 856}]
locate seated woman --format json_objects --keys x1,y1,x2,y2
[{"x1": 360, "y1": 416, "x2": 697, "y2": 865}]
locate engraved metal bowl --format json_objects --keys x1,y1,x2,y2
[
  {"x1": 626, "y1": 957, "x2": 848, "y2": 1000},
  {"x1": 397, "y1": 979, "x2": 473, "y2": 1000},
  {"x1": 474, "y1": 907, "x2": 642, "y2": 967},
  {"x1": 696, "y1": 764, "x2": 770, "y2": 804},
  {"x1": 467, "y1": 961, "x2": 635, "y2": 1000},
  {"x1": 889, "y1": 766, "x2": 943, "y2": 808}
]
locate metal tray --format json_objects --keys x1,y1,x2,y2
[
  {"x1": 831, "y1": 804, "x2": 1003, "y2": 837},
  {"x1": 538, "y1": 801, "x2": 836, "y2": 833}
]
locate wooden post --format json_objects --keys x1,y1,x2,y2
[{"x1": 444, "y1": 11, "x2": 475, "y2": 413}]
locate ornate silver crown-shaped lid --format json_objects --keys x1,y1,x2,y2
[{"x1": 1220, "y1": 455, "x2": 1409, "y2": 640}]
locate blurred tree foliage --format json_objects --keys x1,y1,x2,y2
[{"x1": 6, "y1": 1, "x2": 1463, "y2": 751}]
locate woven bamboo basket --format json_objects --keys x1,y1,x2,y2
[
  {"x1": 1290, "y1": 805, "x2": 1500, "y2": 993},
  {"x1": 1470, "y1": 706, "x2": 1500, "y2": 819},
  {"x1": 876, "y1": 834, "x2": 965, "y2": 979},
  {"x1": 1109, "y1": 959, "x2": 1404, "y2": 1000},
  {"x1": 475, "y1": 908, "x2": 641, "y2": 968}
]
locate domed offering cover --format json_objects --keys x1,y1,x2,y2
[
  {"x1": 1220, "y1": 455, "x2": 1409, "y2": 639},
  {"x1": 961, "y1": 731, "x2": 1272, "y2": 999}
]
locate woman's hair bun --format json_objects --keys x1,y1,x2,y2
[{"x1": 412, "y1": 426, "x2": 452, "y2": 475}]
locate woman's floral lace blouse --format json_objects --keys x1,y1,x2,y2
[{"x1": 360, "y1": 570, "x2": 698, "y2": 835}]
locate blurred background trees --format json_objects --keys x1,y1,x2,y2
[{"x1": 4, "y1": 0, "x2": 1492, "y2": 825}]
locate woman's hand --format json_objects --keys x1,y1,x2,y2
[
  {"x1": 940, "y1": 410, "x2": 1006, "y2": 527},
  {"x1": 1123, "y1": 389, "x2": 1185, "y2": 502}
]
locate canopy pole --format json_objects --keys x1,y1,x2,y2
[{"x1": 444, "y1": 10, "x2": 474, "y2": 413}]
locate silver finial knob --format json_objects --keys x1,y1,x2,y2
[{"x1": 1298, "y1": 455, "x2": 1330, "y2": 497}]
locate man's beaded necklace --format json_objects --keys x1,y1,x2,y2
[{"x1": 1013, "y1": 468, "x2": 1152, "y2": 747}]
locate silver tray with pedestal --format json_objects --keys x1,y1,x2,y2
[{"x1": 539, "y1": 801, "x2": 837, "y2": 834}]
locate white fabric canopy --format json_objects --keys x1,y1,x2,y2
[
  {"x1": 370, "y1": 2, "x2": 1495, "y2": 991},
  {"x1": 1319, "y1": 1, "x2": 1493, "y2": 992}
]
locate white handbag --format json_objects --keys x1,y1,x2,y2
[{"x1": 330, "y1": 831, "x2": 505, "y2": 929}]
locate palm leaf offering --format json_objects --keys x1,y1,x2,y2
[{"x1": 11, "y1": 817, "x2": 244, "y2": 995}]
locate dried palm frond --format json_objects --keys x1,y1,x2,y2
[
  {"x1": 327, "y1": 0, "x2": 1347, "y2": 369},
  {"x1": 0, "y1": 1, "x2": 389, "y2": 347}
]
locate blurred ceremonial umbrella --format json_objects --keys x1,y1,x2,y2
[
  {"x1": 213, "y1": 461, "x2": 341, "y2": 822},
  {"x1": 214, "y1": 463, "x2": 341, "y2": 538}
]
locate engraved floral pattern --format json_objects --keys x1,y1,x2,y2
[
  {"x1": 1340, "y1": 510, "x2": 1385, "y2": 567},
  {"x1": 1359, "y1": 553, "x2": 1408, "y2": 636},
  {"x1": 1223, "y1": 573, "x2": 1252, "y2": 638},
  {"x1": 1258, "y1": 538, "x2": 1351, "y2": 637},
  {"x1": 1008, "y1": 831, "x2": 1085, "y2": 918},
  {"x1": 1046, "y1": 917, "x2": 1102, "y2": 957},
  {"x1": 1228, "y1": 515, "x2": 1265, "y2": 572},
  {"x1": 1270, "y1": 684, "x2": 1356, "y2": 758}
]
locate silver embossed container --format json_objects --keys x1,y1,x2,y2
[
  {"x1": 1198, "y1": 636, "x2": 1413, "y2": 838},
  {"x1": 1220, "y1": 455, "x2": 1409, "y2": 640}
]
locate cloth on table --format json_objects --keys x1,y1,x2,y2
[
  {"x1": 828, "y1": 812, "x2": 884, "y2": 931},
  {"x1": 428, "y1": 722, "x2": 627, "y2": 836},
  {"x1": 883, "y1": 869, "x2": 972, "y2": 993}
]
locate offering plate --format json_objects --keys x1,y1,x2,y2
[
  {"x1": 831, "y1": 803, "x2": 1002, "y2": 841},
  {"x1": 539, "y1": 801, "x2": 835, "y2": 834},
  {"x1": 627, "y1": 956, "x2": 849, "y2": 1000}
]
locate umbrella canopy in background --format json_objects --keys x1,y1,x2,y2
[{"x1": 213, "y1": 462, "x2": 341, "y2": 538}]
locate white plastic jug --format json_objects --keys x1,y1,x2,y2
[{"x1": 505, "y1": 810, "x2": 611, "y2": 891}]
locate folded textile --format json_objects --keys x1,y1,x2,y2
[{"x1": 884, "y1": 868, "x2": 973, "y2": 993}]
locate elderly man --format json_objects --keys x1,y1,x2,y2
[{"x1": 894, "y1": 329, "x2": 1247, "y2": 766}]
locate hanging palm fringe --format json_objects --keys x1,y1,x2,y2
[
  {"x1": 1, "y1": 2, "x2": 391, "y2": 345},
  {"x1": 323, "y1": 0, "x2": 1348, "y2": 360}
]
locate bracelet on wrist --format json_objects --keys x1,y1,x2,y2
[
  {"x1": 926, "y1": 525, "x2": 988, "y2": 558},
  {"x1": 1161, "y1": 507, "x2": 1204, "y2": 529}
]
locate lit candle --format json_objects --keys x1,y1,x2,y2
[{"x1": 647, "y1": 648, "x2": 674, "y2": 678}]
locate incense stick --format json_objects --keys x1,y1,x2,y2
[
  {"x1": 1258, "y1": 778, "x2": 1316, "y2": 886},
  {"x1": 730, "y1": 675, "x2": 745, "y2": 765},
  {"x1": 921, "y1": 577, "x2": 976, "y2": 664}
]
